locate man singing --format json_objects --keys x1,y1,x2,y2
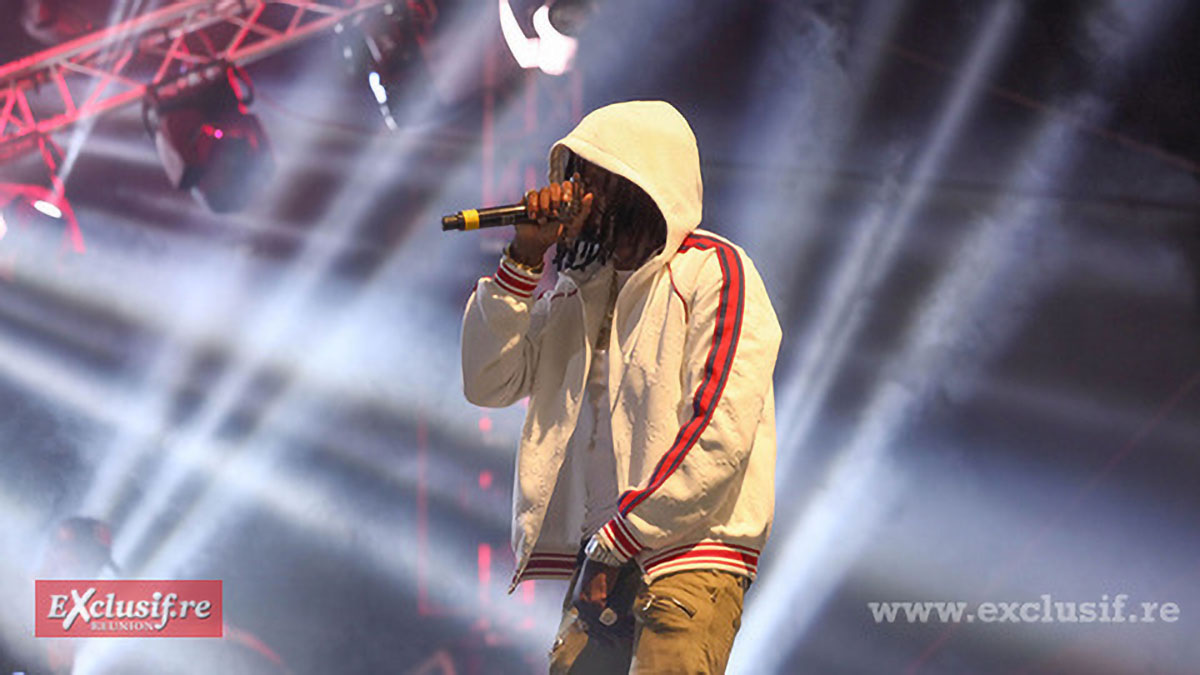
[{"x1": 461, "y1": 100, "x2": 781, "y2": 673}]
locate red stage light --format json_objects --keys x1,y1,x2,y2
[
  {"x1": 20, "y1": 0, "x2": 115, "y2": 45},
  {"x1": 147, "y1": 65, "x2": 274, "y2": 214}
]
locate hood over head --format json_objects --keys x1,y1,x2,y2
[{"x1": 548, "y1": 100, "x2": 702, "y2": 268}]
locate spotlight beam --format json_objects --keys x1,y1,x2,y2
[
  {"x1": 739, "y1": 2, "x2": 1191, "y2": 670},
  {"x1": 774, "y1": 1, "x2": 1020, "y2": 480},
  {"x1": 110, "y1": 7, "x2": 507, "y2": 578},
  {"x1": 734, "y1": 3, "x2": 1023, "y2": 671}
]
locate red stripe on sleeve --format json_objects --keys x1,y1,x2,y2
[{"x1": 617, "y1": 235, "x2": 745, "y2": 515}]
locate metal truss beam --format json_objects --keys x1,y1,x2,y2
[{"x1": 0, "y1": 0, "x2": 389, "y2": 163}]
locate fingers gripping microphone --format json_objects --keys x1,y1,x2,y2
[
  {"x1": 441, "y1": 204, "x2": 529, "y2": 231},
  {"x1": 443, "y1": 181, "x2": 582, "y2": 231}
]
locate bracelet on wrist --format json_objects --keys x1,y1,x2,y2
[{"x1": 504, "y1": 243, "x2": 545, "y2": 274}]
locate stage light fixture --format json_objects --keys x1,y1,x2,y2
[
  {"x1": 545, "y1": 0, "x2": 592, "y2": 38},
  {"x1": 33, "y1": 200, "x2": 63, "y2": 219},
  {"x1": 499, "y1": 0, "x2": 578, "y2": 76},
  {"x1": 20, "y1": 0, "x2": 115, "y2": 45},
  {"x1": 334, "y1": 1, "x2": 435, "y2": 130},
  {"x1": 0, "y1": 183, "x2": 83, "y2": 258},
  {"x1": 6, "y1": 196, "x2": 64, "y2": 231},
  {"x1": 144, "y1": 64, "x2": 275, "y2": 214},
  {"x1": 0, "y1": 136, "x2": 86, "y2": 256}
]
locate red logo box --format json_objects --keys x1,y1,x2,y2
[{"x1": 36, "y1": 580, "x2": 223, "y2": 638}]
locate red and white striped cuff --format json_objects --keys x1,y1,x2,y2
[
  {"x1": 595, "y1": 515, "x2": 644, "y2": 564},
  {"x1": 491, "y1": 254, "x2": 543, "y2": 299}
]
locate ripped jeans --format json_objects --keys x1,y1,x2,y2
[{"x1": 548, "y1": 559, "x2": 748, "y2": 675}]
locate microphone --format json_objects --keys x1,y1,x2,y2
[{"x1": 441, "y1": 204, "x2": 530, "y2": 231}]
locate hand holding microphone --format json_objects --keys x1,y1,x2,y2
[
  {"x1": 442, "y1": 174, "x2": 594, "y2": 268},
  {"x1": 512, "y1": 176, "x2": 594, "y2": 267}
]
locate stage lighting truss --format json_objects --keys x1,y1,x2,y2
[{"x1": 0, "y1": 0, "x2": 392, "y2": 165}]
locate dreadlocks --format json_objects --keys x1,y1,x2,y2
[{"x1": 553, "y1": 152, "x2": 667, "y2": 272}]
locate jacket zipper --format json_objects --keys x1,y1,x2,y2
[{"x1": 510, "y1": 278, "x2": 589, "y2": 594}]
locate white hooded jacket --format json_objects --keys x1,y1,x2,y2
[{"x1": 461, "y1": 101, "x2": 781, "y2": 590}]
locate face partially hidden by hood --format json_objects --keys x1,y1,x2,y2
[{"x1": 549, "y1": 100, "x2": 703, "y2": 271}]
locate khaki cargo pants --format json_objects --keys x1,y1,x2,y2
[{"x1": 548, "y1": 562, "x2": 747, "y2": 674}]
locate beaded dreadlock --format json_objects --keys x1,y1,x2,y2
[{"x1": 553, "y1": 151, "x2": 667, "y2": 272}]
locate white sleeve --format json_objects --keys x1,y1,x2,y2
[{"x1": 460, "y1": 255, "x2": 546, "y2": 408}]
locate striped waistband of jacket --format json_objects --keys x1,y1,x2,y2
[
  {"x1": 639, "y1": 541, "x2": 760, "y2": 582},
  {"x1": 516, "y1": 552, "x2": 577, "y2": 583},
  {"x1": 512, "y1": 542, "x2": 760, "y2": 587}
]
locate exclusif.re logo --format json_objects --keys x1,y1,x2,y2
[{"x1": 36, "y1": 580, "x2": 223, "y2": 638}]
